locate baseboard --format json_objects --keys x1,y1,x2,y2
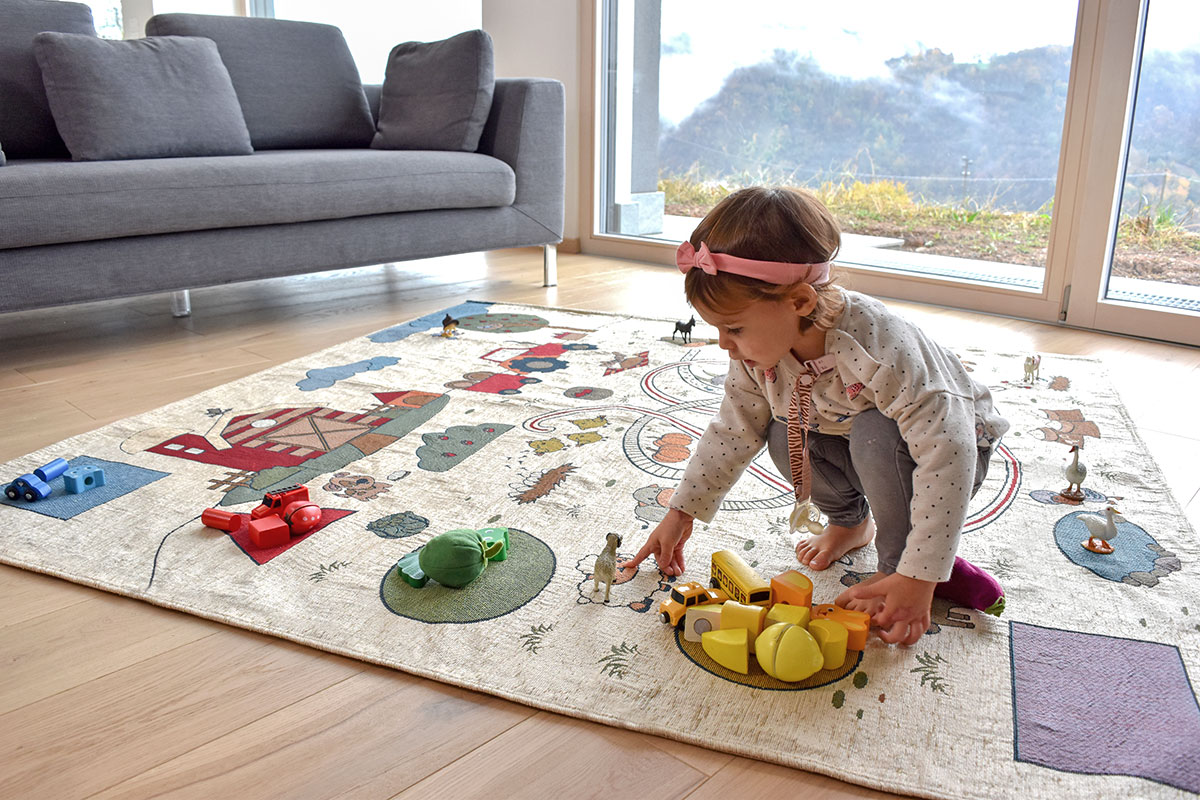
[{"x1": 558, "y1": 237, "x2": 581, "y2": 254}]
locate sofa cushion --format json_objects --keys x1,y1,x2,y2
[
  {"x1": 145, "y1": 13, "x2": 375, "y2": 150},
  {"x1": 0, "y1": 150, "x2": 516, "y2": 250},
  {"x1": 32, "y1": 33, "x2": 254, "y2": 162},
  {"x1": 0, "y1": 0, "x2": 96, "y2": 160},
  {"x1": 373, "y1": 30, "x2": 494, "y2": 152}
]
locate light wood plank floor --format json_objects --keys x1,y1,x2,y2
[{"x1": 1, "y1": 249, "x2": 1197, "y2": 800}]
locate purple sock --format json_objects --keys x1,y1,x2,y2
[{"x1": 934, "y1": 556, "x2": 1005, "y2": 616}]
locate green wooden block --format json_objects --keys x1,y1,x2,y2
[{"x1": 396, "y1": 551, "x2": 428, "y2": 588}]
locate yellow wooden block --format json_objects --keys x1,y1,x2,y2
[
  {"x1": 683, "y1": 603, "x2": 723, "y2": 642},
  {"x1": 701, "y1": 627, "x2": 749, "y2": 673},
  {"x1": 766, "y1": 603, "x2": 810, "y2": 629},
  {"x1": 808, "y1": 618, "x2": 850, "y2": 670},
  {"x1": 813, "y1": 604, "x2": 870, "y2": 650},
  {"x1": 770, "y1": 569, "x2": 813, "y2": 607},
  {"x1": 755, "y1": 622, "x2": 825, "y2": 682},
  {"x1": 720, "y1": 600, "x2": 768, "y2": 652}
]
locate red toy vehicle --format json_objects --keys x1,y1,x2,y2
[{"x1": 204, "y1": 484, "x2": 322, "y2": 548}]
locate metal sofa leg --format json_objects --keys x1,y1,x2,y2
[
  {"x1": 543, "y1": 244, "x2": 558, "y2": 287},
  {"x1": 171, "y1": 289, "x2": 192, "y2": 317}
]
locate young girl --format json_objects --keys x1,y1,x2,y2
[{"x1": 623, "y1": 187, "x2": 1009, "y2": 646}]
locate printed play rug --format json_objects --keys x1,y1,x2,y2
[{"x1": 2, "y1": 301, "x2": 1198, "y2": 800}]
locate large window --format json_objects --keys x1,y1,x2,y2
[
  {"x1": 602, "y1": 0, "x2": 1078, "y2": 291},
  {"x1": 1106, "y1": 0, "x2": 1200, "y2": 312},
  {"x1": 593, "y1": 0, "x2": 1200, "y2": 345}
]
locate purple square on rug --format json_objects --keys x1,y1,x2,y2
[{"x1": 1010, "y1": 621, "x2": 1200, "y2": 793}]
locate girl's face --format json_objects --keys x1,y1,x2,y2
[{"x1": 693, "y1": 295, "x2": 811, "y2": 369}]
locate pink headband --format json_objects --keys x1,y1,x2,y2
[{"x1": 676, "y1": 241, "x2": 830, "y2": 285}]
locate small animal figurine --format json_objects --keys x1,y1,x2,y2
[
  {"x1": 441, "y1": 313, "x2": 460, "y2": 338},
  {"x1": 1080, "y1": 503, "x2": 1124, "y2": 554},
  {"x1": 673, "y1": 315, "x2": 696, "y2": 344},
  {"x1": 1060, "y1": 444, "x2": 1087, "y2": 504},
  {"x1": 593, "y1": 532, "x2": 622, "y2": 602},
  {"x1": 1023, "y1": 355, "x2": 1042, "y2": 383}
]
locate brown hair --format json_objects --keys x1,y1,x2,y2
[{"x1": 684, "y1": 186, "x2": 845, "y2": 328}]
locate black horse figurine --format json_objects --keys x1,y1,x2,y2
[{"x1": 672, "y1": 315, "x2": 696, "y2": 344}]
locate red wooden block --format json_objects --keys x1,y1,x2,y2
[
  {"x1": 248, "y1": 516, "x2": 290, "y2": 549},
  {"x1": 201, "y1": 508, "x2": 243, "y2": 532}
]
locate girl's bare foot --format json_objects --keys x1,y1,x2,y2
[
  {"x1": 795, "y1": 515, "x2": 875, "y2": 570},
  {"x1": 837, "y1": 571, "x2": 886, "y2": 617}
]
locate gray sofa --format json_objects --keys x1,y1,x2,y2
[{"x1": 0, "y1": 2, "x2": 564, "y2": 316}]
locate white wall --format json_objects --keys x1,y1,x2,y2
[
  {"x1": 271, "y1": 1, "x2": 483, "y2": 84},
  {"x1": 483, "y1": 0, "x2": 583, "y2": 241},
  {"x1": 121, "y1": 0, "x2": 239, "y2": 38}
]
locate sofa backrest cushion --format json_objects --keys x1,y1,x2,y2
[
  {"x1": 33, "y1": 32, "x2": 254, "y2": 162},
  {"x1": 145, "y1": 13, "x2": 375, "y2": 150},
  {"x1": 372, "y1": 30, "x2": 495, "y2": 153},
  {"x1": 0, "y1": 0, "x2": 96, "y2": 159}
]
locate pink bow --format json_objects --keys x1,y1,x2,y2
[{"x1": 676, "y1": 241, "x2": 719, "y2": 275}]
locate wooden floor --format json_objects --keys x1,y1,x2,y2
[{"x1": 1, "y1": 249, "x2": 1197, "y2": 799}]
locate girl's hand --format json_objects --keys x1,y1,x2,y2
[
  {"x1": 839, "y1": 572, "x2": 936, "y2": 646},
  {"x1": 620, "y1": 508, "x2": 694, "y2": 576}
]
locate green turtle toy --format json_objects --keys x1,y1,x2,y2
[{"x1": 417, "y1": 528, "x2": 506, "y2": 588}]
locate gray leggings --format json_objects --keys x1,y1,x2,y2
[{"x1": 767, "y1": 409, "x2": 990, "y2": 574}]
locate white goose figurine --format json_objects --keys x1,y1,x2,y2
[
  {"x1": 1081, "y1": 504, "x2": 1123, "y2": 554},
  {"x1": 1062, "y1": 445, "x2": 1087, "y2": 501}
]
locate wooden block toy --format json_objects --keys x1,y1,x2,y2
[
  {"x1": 770, "y1": 570, "x2": 813, "y2": 607},
  {"x1": 755, "y1": 622, "x2": 825, "y2": 682},
  {"x1": 201, "y1": 508, "x2": 244, "y2": 532},
  {"x1": 248, "y1": 516, "x2": 290, "y2": 549},
  {"x1": 34, "y1": 458, "x2": 69, "y2": 483},
  {"x1": 396, "y1": 552, "x2": 428, "y2": 588},
  {"x1": 766, "y1": 603, "x2": 810, "y2": 629},
  {"x1": 813, "y1": 604, "x2": 870, "y2": 651},
  {"x1": 479, "y1": 527, "x2": 510, "y2": 561},
  {"x1": 808, "y1": 618, "x2": 850, "y2": 670},
  {"x1": 701, "y1": 628, "x2": 749, "y2": 673},
  {"x1": 282, "y1": 500, "x2": 322, "y2": 534},
  {"x1": 683, "y1": 604, "x2": 723, "y2": 642},
  {"x1": 63, "y1": 465, "x2": 106, "y2": 494},
  {"x1": 720, "y1": 601, "x2": 768, "y2": 652}
]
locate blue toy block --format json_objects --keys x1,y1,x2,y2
[
  {"x1": 5, "y1": 474, "x2": 51, "y2": 502},
  {"x1": 34, "y1": 458, "x2": 69, "y2": 483},
  {"x1": 64, "y1": 465, "x2": 106, "y2": 494}
]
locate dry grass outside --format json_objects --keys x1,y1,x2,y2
[{"x1": 661, "y1": 177, "x2": 1200, "y2": 287}]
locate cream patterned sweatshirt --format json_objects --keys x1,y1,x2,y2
[{"x1": 669, "y1": 289, "x2": 1010, "y2": 582}]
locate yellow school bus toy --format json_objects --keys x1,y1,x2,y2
[{"x1": 710, "y1": 549, "x2": 771, "y2": 607}]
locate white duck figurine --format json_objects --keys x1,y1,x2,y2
[
  {"x1": 1062, "y1": 445, "x2": 1087, "y2": 500},
  {"x1": 1080, "y1": 504, "x2": 1123, "y2": 554}
]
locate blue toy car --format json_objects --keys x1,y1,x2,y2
[
  {"x1": 4, "y1": 457, "x2": 69, "y2": 502},
  {"x1": 5, "y1": 474, "x2": 52, "y2": 501}
]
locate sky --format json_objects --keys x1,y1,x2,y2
[{"x1": 658, "y1": 0, "x2": 1200, "y2": 125}]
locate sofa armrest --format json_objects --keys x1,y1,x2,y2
[{"x1": 477, "y1": 77, "x2": 565, "y2": 240}]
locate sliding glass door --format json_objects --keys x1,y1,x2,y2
[{"x1": 590, "y1": 0, "x2": 1200, "y2": 345}]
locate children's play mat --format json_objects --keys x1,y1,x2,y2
[{"x1": 2, "y1": 301, "x2": 1197, "y2": 800}]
